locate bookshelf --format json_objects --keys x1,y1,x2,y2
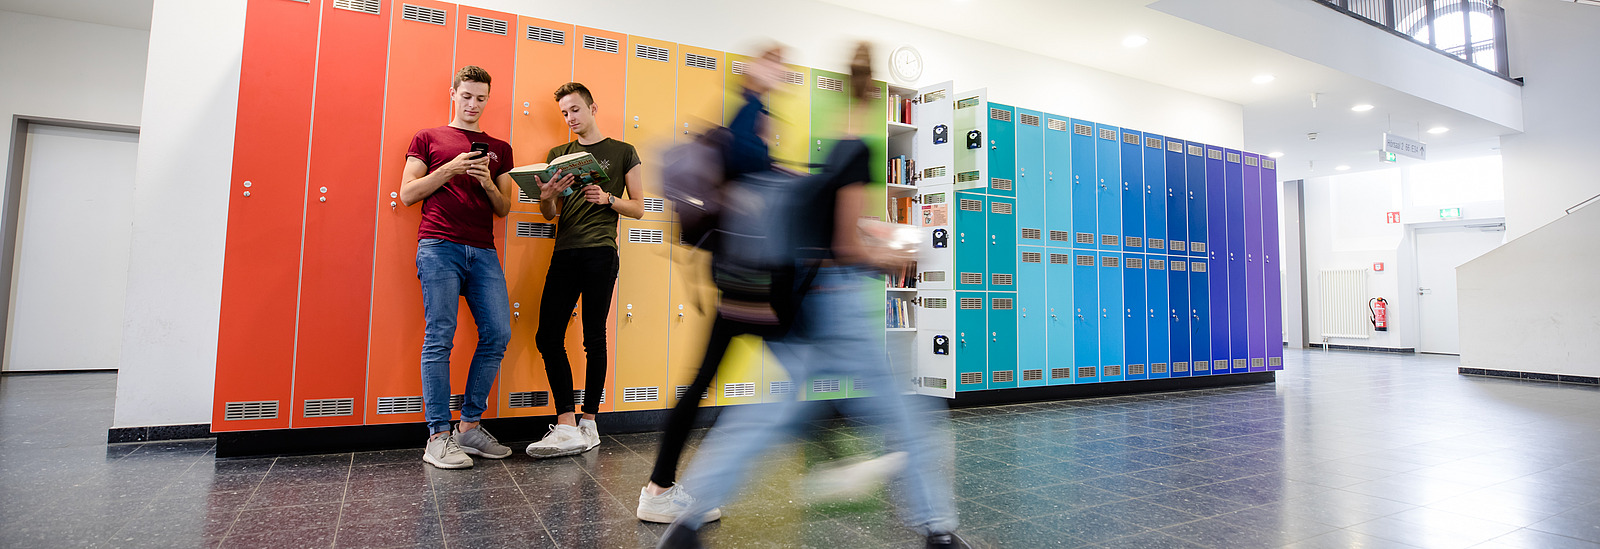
[{"x1": 885, "y1": 83, "x2": 919, "y2": 337}]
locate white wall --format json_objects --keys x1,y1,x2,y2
[{"x1": 1497, "y1": 0, "x2": 1600, "y2": 241}]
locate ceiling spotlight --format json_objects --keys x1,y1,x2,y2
[
  {"x1": 1268, "y1": 152, "x2": 1284, "y2": 158},
  {"x1": 1351, "y1": 104, "x2": 1375, "y2": 112},
  {"x1": 1122, "y1": 35, "x2": 1148, "y2": 48},
  {"x1": 1335, "y1": 165, "x2": 1351, "y2": 171},
  {"x1": 1428, "y1": 126, "x2": 1450, "y2": 134},
  {"x1": 1252, "y1": 74, "x2": 1275, "y2": 84}
]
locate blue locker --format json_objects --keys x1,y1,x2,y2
[
  {"x1": 988, "y1": 104, "x2": 1016, "y2": 198},
  {"x1": 1069, "y1": 119, "x2": 1097, "y2": 250},
  {"x1": 1120, "y1": 130, "x2": 1144, "y2": 253},
  {"x1": 1046, "y1": 251, "x2": 1075, "y2": 385},
  {"x1": 1204, "y1": 147, "x2": 1231, "y2": 374},
  {"x1": 1185, "y1": 145, "x2": 1210, "y2": 374},
  {"x1": 956, "y1": 292, "x2": 987, "y2": 391},
  {"x1": 1072, "y1": 250, "x2": 1099, "y2": 383},
  {"x1": 1018, "y1": 246, "x2": 1048, "y2": 387},
  {"x1": 1165, "y1": 139, "x2": 1190, "y2": 377},
  {"x1": 1147, "y1": 256, "x2": 1170, "y2": 379},
  {"x1": 1016, "y1": 109, "x2": 1046, "y2": 247},
  {"x1": 988, "y1": 293, "x2": 1018, "y2": 389},
  {"x1": 1095, "y1": 123, "x2": 1121, "y2": 252},
  {"x1": 1143, "y1": 135, "x2": 1169, "y2": 379},
  {"x1": 988, "y1": 196, "x2": 1016, "y2": 291},
  {"x1": 1122, "y1": 253, "x2": 1147, "y2": 380},
  {"x1": 1098, "y1": 251, "x2": 1124, "y2": 382},
  {"x1": 955, "y1": 191, "x2": 987, "y2": 292},
  {"x1": 1186, "y1": 143, "x2": 1208, "y2": 259},
  {"x1": 1224, "y1": 150, "x2": 1250, "y2": 374}
]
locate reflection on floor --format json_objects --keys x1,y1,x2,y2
[{"x1": 2, "y1": 350, "x2": 1598, "y2": 548}]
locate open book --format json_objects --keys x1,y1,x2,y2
[{"x1": 507, "y1": 151, "x2": 609, "y2": 199}]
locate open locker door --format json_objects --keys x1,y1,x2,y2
[{"x1": 951, "y1": 88, "x2": 988, "y2": 191}]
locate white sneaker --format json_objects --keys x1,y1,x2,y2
[
  {"x1": 636, "y1": 484, "x2": 722, "y2": 524},
  {"x1": 578, "y1": 418, "x2": 601, "y2": 451},
  {"x1": 423, "y1": 432, "x2": 473, "y2": 469},
  {"x1": 525, "y1": 424, "x2": 588, "y2": 458},
  {"x1": 801, "y1": 451, "x2": 907, "y2": 502}
]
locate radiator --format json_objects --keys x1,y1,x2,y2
[{"x1": 1319, "y1": 269, "x2": 1369, "y2": 339}]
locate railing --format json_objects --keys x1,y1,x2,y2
[{"x1": 1312, "y1": 0, "x2": 1512, "y2": 80}]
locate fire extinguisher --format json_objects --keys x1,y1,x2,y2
[{"x1": 1369, "y1": 297, "x2": 1389, "y2": 332}]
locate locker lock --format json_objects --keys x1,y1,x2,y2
[
  {"x1": 992, "y1": 332, "x2": 997, "y2": 342},
  {"x1": 243, "y1": 181, "x2": 252, "y2": 188},
  {"x1": 513, "y1": 302, "x2": 520, "y2": 308},
  {"x1": 319, "y1": 197, "x2": 326, "y2": 203},
  {"x1": 626, "y1": 303, "x2": 633, "y2": 320},
  {"x1": 513, "y1": 312, "x2": 519, "y2": 319},
  {"x1": 320, "y1": 187, "x2": 328, "y2": 194},
  {"x1": 678, "y1": 304, "x2": 685, "y2": 319},
  {"x1": 243, "y1": 191, "x2": 251, "y2": 197},
  {"x1": 391, "y1": 192, "x2": 398, "y2": 199},
  {"x1": 1102, "y1": 309, "x2": 1108, "y2": 317}
]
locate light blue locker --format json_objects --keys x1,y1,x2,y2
[
  {"x1": 1098, "y1": 251, "x2": 1124, "y2": 382},
  {"x1": 1016, "y1": 109, "x2": 1046, "y2": 248},
  {"x1": 1144, "y1": 134, "x2": 1168, "y2": 263},
  {"x1": 988, "y1": 196, "x2": 1016, "y2": 291},
  {"x1": 987, "y1": 104, "x2": 1015, "y2": 198},
  {"x1": 1072, "y1": 250, "x2": 1099, "y2": 383},
  {"x1": 1095, "y1": 123, "x2": 1121, "y2": 251},
  {"x1": 955, "y1": 292, "x2": 987, "y2": 391},
  {"x1": 1122, "y1": 253, "x2": 1147, "y2": 381},
  {"x1": 1147, "y1": 256, "x2": 1170, "y2": 379},
  {"x1": 954, "y1": 191, "x2": 987, "y2": 292},
  {"x1": 1046, "y1": 251, "x2": 1074, "y2": 385},
  {"x1": 1120, "y1": 130, "x2": 1144, "y2": 253},
  {"x1": 988, "y1": 292, "x2": 1018, "y2": 389},
  {"x1": 1144, "y1": 135, "x2": 1169, "y2": 379},
  {"x1": 1070, "y1": 119, "x2": 1097, "y2": 250},
  {"x1": 1017, "y1": 247, "x2": 1048, "y2": 387}
]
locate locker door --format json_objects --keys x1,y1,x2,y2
[
  {"x1": 1069, "y1": 119, "x2": 1097, "y2": 251},
  {"x1": 954, "y1": 192, "x2": 987, "y2": 292},
  {"x1": 1143, "y1": 135, "x2": 1167, "y2": 260},
  {"x1": 613, "y1": 221, "x2": 669, "y2": 411},
  {"x1": 574, "y1": 27, "x2": 627, "y2": 143},
  {"x1": 1189, "y1": 259, "x2": 1211, "y2": 375},
  {"x1": 1120, "y1": 130, "x2": 1144, "y2": 253},
  {"x1": 1046, "y1": 252, "x2": 1075, "y2": 385},
  {"x1": 988, "y1": 197, "x2": 1016, "y2": 291},
  {"x1": 291, "y1": 0, "x2": 390, "y2": 428},
  {"x1": 1185, "y1": 143, "x2": 1208, "y2": 260},
  {"x1": 666, "y1": 46, "x2": 723, "y2": 407},
  {"x1": 1122, "y1": 254, "x2": 1147, "y2": 381},
  {"x1": 1015, "y1": 109, "x2": 1045, "y2": 248},
  {"x1": 1095, "y1": 124, "x2": 1121, "y2": 251},
  {"x1": 1262, "y1": 158, "x2": 1285, "y2": 371},
  {"x1": 988, "y1": 293, "x2": 1018, "y2": 389},
  {"x1": 955, "y1": 293, "x2": 988, "y2": 391},
  {"x1": 714, "y1": 54, "x2": 768, "y2": 406},
  {"x1": 213, "y1": 0, "x2": 320, "y2": 432},
  {"x1": 915, "y1": 291, "x2": 956, "y2": 398},
  {"x1": 625, "y1": 35, "x2": 678, "y2": 222},
  {"x1": 1072, "y1": 251, "x2": 1099, "y2": 383},
  {"x1": 510, "y1": 18, "x2": 576, "y2": 212},
  {"x1": 809, "y1": 69, "x2": 850, "y2": 172},
  {"x1": 1205, "y1": 147, "x2": 1231, "y2": 374},
  {"x1": 1242, "y1": 153, "x2": 1267, "y2": 372},
  {"x1": 1147, "y1": 257, "x2": 1170, "y2": 379},
  {"x1": 677, "y1": 46, "x2": 725, "y2": 143},
  {"x1": 1017, "y1": 247, "x2": 1048, "y2": 387},
  {"x1": 1099, "y1": 252, "x2": 1125, "y2": 382},
  {"x1": 917, "y1": 189, "x2": 954, "y2": 290},
  {"x1": 987, "y1": 104, "x2": 1016, "y2": 198},
  {"x1": 1165, "y1": 139, "x2": 1187, "y2": 254},
  {"x1": 952, "y1": 88, "x2": 989, "y2": 191},
  {"x1": 365, "y1": 0, "x2": 461, "y2": 426},
  {"x1": 1042, "y1": 115, "x2": 1073, "y2": 249},
  {"x1": 1169, "y1": 258, "x2": 1191, "y2": 378},
  {"x1": 768, "y1": 64, "x2": 811, "y2": 168},
  {"x1": 1224, "y1": 149, "x2": 1249, "y2": 374}
]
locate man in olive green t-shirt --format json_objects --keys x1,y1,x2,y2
[{"x1": 525, "y1": 82, "x2": 644, "y2": 458}]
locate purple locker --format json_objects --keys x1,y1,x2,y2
[
  {"x1": 1204, "y1": 147, "x2": 1230, "y2": 373},
  {"x1": 1262, "y1": 158, "x2": 1284, "y2": 371},
  {"x1": 1243, "y1": 153, "x2": 1267, "y2": 372}
]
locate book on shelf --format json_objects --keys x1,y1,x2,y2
[
  {"x1": 887, "y1": 196, "x2": 915, "y2": 225},
  {"x1": 886, "y1": 94, "x2": 913, "y2": 125},
  {"x1": 886, "y1": 296, "x2": 914, "y2": 329},
  {"x1": 887, "y1": 263, "x2": 917, "y2": 289}
]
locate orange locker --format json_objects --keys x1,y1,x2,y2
[
  {"x1": 623, "y1": 35, "x2": 677, "y2": 222},
  {"x1": 664, "y1": 46, "x2": 723, "y2": 407},
  {"x1": 508, "y1": 16, "x2": 574, "y2": 213},
  {"x1": 572, "y1": 27, "x2": 627, "y2": 145},
  {"x1": 613, "y1": 219, "x2": 671, "y2": 411},
  {"x1": 213, "y1": 0, "x2": 321, "y2": 432}
]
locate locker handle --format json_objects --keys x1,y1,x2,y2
[{"x1": 513, "y1": 312, "x2": 519, "y2": 320}]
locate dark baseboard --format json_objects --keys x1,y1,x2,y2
[
  {"x1": 951, "y1": 371, "x2": 1275, "y2": 408},
  {"x1": 1309, "y1": 343, "x2": 1415, "y2": 354},
  {"x1": 1459, "y1": 367, "x2": 1599, "y2": 386},
  {"x1": 3, "y1": 369, "x2": 117, "y2": 376},
  {"x1": 108, "y1": 424, "x2": 213, "y2": 444}
]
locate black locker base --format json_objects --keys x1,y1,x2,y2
[{"x1": 949, "y1": 371, "x2": 1275, "y2": 409}]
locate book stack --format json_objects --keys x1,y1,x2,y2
[
  {"x1": 887, "y1": 155, "x2": 915, "y2": 186},
  {"x1": 887, "y1": 94, "x2": 913, "y2": 124},
  {"x1": 886, "y1": 296, "x2": 914, "y2": 329},
  {"x1": 887, "y1": 264, "x2": 917, "y2": 289},
  {"x1": 887, "y1": 196, "x2": 915, "y2": 224}
]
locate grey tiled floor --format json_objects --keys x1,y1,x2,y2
[{"x1": 2, "y1": 350, "x2": 1598, "y2": 548}]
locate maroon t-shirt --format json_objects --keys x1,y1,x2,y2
[{"x1": 407, "y1": 126, "x2": 514, "y2": 249}]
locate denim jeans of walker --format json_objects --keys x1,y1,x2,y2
[{"x1": 416, "y1": 238, "x2": 512, "y2": 435}]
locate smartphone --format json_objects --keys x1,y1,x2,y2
[{"x1": 469, "y1": 142, "x2": 489, "y2": 159}]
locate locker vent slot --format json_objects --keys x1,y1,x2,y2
[
  {"x1": 635, "y1": 43, "x2": 669, "y2": 62},
  {"x1": 992, "y1": 273, "x2": 1013, "y2": 286},
  {"x1": 1264, "y1": 159, "x2": 1277, "y2": 169},
  {"x1": 571, "y1": 389, "x2": 606, "y2": 404},
  {"x1": 334, "y1": 0, "x2": 382, "y2": 15},
  {"x1": 1019, "y1": 113, "x2": 1041, "y2": 126},
  {"x1": 1245, "y1": 156, "x2": 1258, "y2": 167},
  {"x1": 508, "y1": 391, "x2": 550, "y2": 408},
  {"x1": 628, "y1": 228, "x2": 664, "y2": 244},
  {"x1": 1021, "y1": 252, "x2": 1043, "y2": 264},
  {"x1": 955, "y1": 96, "x2": 981, "y2": 109},
  {"x1": 1126, "y1": 257, "x2": 1143, "y2": 269},
  {"x1": 684, "y1": 53, "x2": 717, "y2": 70},
  {"x1": 623, "y1": 386, "x2": 659, "y2": 403},
  {"x1": 768, "y1": 381, "x2": 795, "y2": 396},
  {"x1": 223, "y1": 400, "x2": 280, "y2": 421},
  {"x1": 400, "y1": 4, "x2": 446, "y2": 25},
  {"x1": 582, "y1": 34, "x2": 620, "y2": 54},
  {"x1": 959, "y1": 272, "x2": 984, "y2": 285},
  {"x1": 1104, "y1": 364, "x2": 1122, "y2": 377},
  {"x1": 921, "y1": 271, "x2": 947, "y2": 283},
  {"x1": 1188, "y1": 145, "x2": 1204, "y2": 156},
  {"x1": 990, "y1": 178, "x2": 1014, "y2": 192},
  {"x1": 1150, "y1": 239, "x2": 1165, "y2": 250},
  {"x1": 1192, "y1": 261, "x2": 1207, "y2": 273},
  {"x1": 448, "y1": 394, "x2": 464, "y2": 411},
  {"x1": 922, "y1": 89, "x2": 947, "y2": 103},
  {"x1": 812, "y1": 379, "x2": 841, "y2": 393},
  {"x1": 816, "y1": 75, "x2": 844, "y2": 92},
  {"x1": 1251, "y1": 358, "x2": 1264, "y2": 368},
  {"x1": 1076, "y1": 232, "x2": 1095, "y2": 244},
  {"x1": 1071, "y1": 123, "x2": 1091, "y2": 136},
  {"x1": 1022, "y1": 369, "x2": 1044, "y2": 381},
  {"x1": 992, "y1": 370, "x2": 1015, "y2": 383},
  {"x1": 922, "y1": 297, "x2": 948, "y2": 309},
  {"x1": 783, "y1": 71, "x2": 804, "y2": 85},
  {"x1": 1172, "y1": 260, "x2": 1187, "y2": 271},
  {"x1": 527, "y1": 25, "x2": 565, "y2": 45},
  {"x1": 1195, "y1": 360, "x2": 1210, "y2": 371},
  {"x1": 1021, "y1": 228, "x2": 1042, "y2": 240},
  {"x1": 1269, "y1": 357, "x2": 1283, "y2": 367},
  {"x1": 302, "y1": 398, "x2": 354, "y2": 418},
  {"x1": 1074, "y1": 255, "x2": 1093, "y2": 266},
  {"x1": 1227, "y1": 152, "x2": 1241, "y2": 163},
  {"x1": 1051, "y1": 367, "x2": 1073, "y2": 379},
  {"x1": 1153, "y1": 363, "x2": 1168, "y2": 374},
  {"x1": 959, "y1": 199, "x2": 983, "y2": 211},
  {"x1": 730, "y1": 60, "x2": 746, "y2": 75},
  {"x1": 1123, "y1": 132, "x2": 1140, "y2": 145},
  {"x1": 1126, "y1": 236, "x2": 1143, "y2": 248},
  {"x1": 1146, "y1": 137, "x2": 1163, "y2": 149},
  {"x1": 991, "y1": 201, "x2": 1013, "y2": 215},
  {"x1": 922, "y1": 377, "x2": 948, "y2": 389},
  {"x1": 1128, "y1": 364, "x2": 1145, "y2": 375},
  {"x1": 868, "y1": 86, "x2": 883, "y2": 100},
  {"x1": 517, "y1": 188, "x2": 536, "y2": 203},
  {"x1": 1150, "y1": 259, "x2": 1166, "y2": 270},
  {"x1": 1174, "y1": 362, "x2": 1189, "y2": 373},
  {"x1": 1046, "y1": 230, "x2": 1070, "y2": 242},
  {"x1": 376, "y1": 396, "x2": 423, "y2": 415},
  {"x1": 959, "y1": 297, "x2": 984, "y2": 310},
  {"x1": 674, "y1": 386, "x2": 710, "y2": 400},
  {"x1": 991, "y1": 297, "x2": 1014, "y2": 310},
  {"x1": 852, "y1": 378, "x2": 869, "y2": 392},
  {"x1": 1039, "y1": 119, "x2": 1062, "y2": 132},
  {"x1": 1048, "y1": 253, "x2": 1072, "y2": 265},
  {"x1": 1099, "y1": 128, "x2": 1117, "y2": 140},
  {"x1": 466, "y1": 15, "x2": 508, "y2": 35},
  {"x1": 515, "y1": 222, "x2": 556, "y2": 239},
  {"x1": 924, "y1": 166, "x2": 947, "y2": 179},
  {"x1": 723, "y1": 382, "x2": 756, "y2": 399},
  {"x1": 990, "y1": 108, "x2": 1012, "y2": 122},
  {"x1": 960, "y1": 372, "x2": 984, "y2": 385},
  {"x1": 1102, "y1": 256, "x2": 1120, "y2": 268},
  {"x1": 1168, "y1": 141, "x2": 1184, "y2": 153},
  {"x1": 1208, "y1": 149, "x2": 1223, "y2": 161},
  {"x1": 923, "y1": 193, "x2": 946, "y2": 205},
  {"x1": 1171, "y1": 241, "x2": 1186, "y2": 252},
  {"x1": 1078, "y1": 366, "x2": 1097, "y2": 378},
  {"x1": 956, "y1": 171, "x2": 981, "y2": 184},
  {"x1": 1191, "y1": 242, "x2": 1206, "y2": 253},
  {"x1": 642, "y1": 197, "x2": 666, "y2": 213},
  {"x1": 1234, "y1": 359, "x2": 1247, "y2": 369}
]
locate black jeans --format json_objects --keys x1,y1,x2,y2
[
  {"x1": 649, "y1": 316, "x2": 780, "y2": 488},
  {"x1": 536, "y1": 247, "x2": 619, "y2": 416}
]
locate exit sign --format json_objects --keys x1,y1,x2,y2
[
  {"x1": 1386, "y1": 211, "x2": 1401, "y2": 224},
  {"x1": 1439, "y1": 207, "x2": 1463, "y2": 219}
]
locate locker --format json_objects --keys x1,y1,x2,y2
[
  {"x1": 1045, "y1": 252, "x2": 1074, "y2": 385},
  {"x1": 768, "y1": 63, "x2": 812, "y2": 169},
  {"x1": 1098, "y1": 251, "x2": 1125, "y2": 382},
  {"x1": 951, "y1": 88, "x2": 989, "y2": 192},
  {"x1": 1147, "y1": 256, "x2": 1170, "y2": 379},
  {"x1": 1042, "y1": 115, "x2": 1074, "y2": 249},
  {"x1": 809, "y1": 69, "x2": 851, "y2": 173},
  {"x1": 1143, "y1": 134, "x2": 1169, "y2": 380},
  {"x1": 713, "y1": 55, "x2": 769, "y2": 406},
  {"x1": 666, "y1": 46, "x2": 724, "y2": 407},
  {"x1": 614, "y1": 220, "x2": 670, "y2": 411},
  {"x1": 862, "y1": 79, "x2": 890, "y2": 209},
  {"x1": 911, "y1": 81, "x2": 955, "y2": 188},
  {"x1": 1165, "y1": 138, "x2": 1191, "y2": 378},
  {"x1": 1069, "y1": 119, "x2": 1097, "y2": 251},
  {"x1": 915, "y1": 290, "x2": 956, "y2": 398},
  {"x1": 1120, "y1": 130, "x2": 1144, "y2": 253},
  {"x1": 1189, "y1": 258, "x2": 1211, "y2": 376},
  {"x1": 1095, "y1": 123, "x2": 1121, "y2": 252},
  {"x1": 1071, "y1": 250, "x2": 1099, "y2": 383},
  {"x1": 987, "y1": 103, "x2": 1016, "y2": 198},
  {"x1": 1017, "y1": 246, "x2": 1048, "y2": 387},
  {"x1": 917, "y1": 188, "x2": 954, "y2": 290},
  {"x1": 1169, "y1": 259, "x2": 1191, "y2": 378},
  {"x1": 955, "y1": 292, "x2": 988, "y2": 391},
  {"x1": 1242, "y1": 153, "x2": 1267, "y2": 372},
  {"x1": 1204, "y1": 147, "x2": 1230, "y2": 374},
  {"x1": 1143, "y1": 134, "x2": 1167, "y2": 259},
  {"x1": 988, "y1": 293, "x2": 1019, "y2": 389},
  {"x1": 1262, "y1": 158, "x2": 1285, "y2": 371},
  {"x1": 1224, "y1": 149, "x2": 1249, "y2": 374},
  {"x1": 988, "y1": 196, "x2": 1016, "y2": 291},
  {"x1": 291, "y1": 0, "x2": 392, "y2": 428},
  {"x1": 213, "y1": 0, "x2": 321, "y2": 432},
  {"x1": 1015, "y1": 108, "x2": 1046, "y2": 247},
  {"x1": 1164, "y1": 138, "x2": 1187, "y2": 254},
  {"x1": 954, "y1": 191, "x2": 987, "y2": 292},
  {"x1": 624, "y1": 35, "x2": 678, "y2": 222},
  {"x1": 1122, "y1": 253, "x2": 1147, "y2": 381},
  {"x1": 510, "y1": 17, "x2": 576, "y2": 214},
  {"x1": 1185, "y1": 143, "x2": 1208, "y2": 259},
  {"x1": 573, "y1": 26, "x2": 627, "y2": 144},
  {"x1": 677, "y1": 46, "x2": 725, "y2": 144}
]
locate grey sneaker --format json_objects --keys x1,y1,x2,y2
[
  {"x1": 423, "y1": 432, "x2": 473, "y2": 469},
  {"x1": 455, "y1": 425, "x2": 512, "y2": 459},
  {"x1": 578, "y1": 418, "x2": 601, "y2": 451},
  {"x1": 525, "y1": 424, "x2": 588, "y2": 458},
  {"x1": 636, "y1": 484, "x2": 722, "y2": 524}
]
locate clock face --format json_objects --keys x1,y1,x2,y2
[{"x1": 890, "y1": 45, "x2": 923, "y2": 83}]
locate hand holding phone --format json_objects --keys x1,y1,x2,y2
[{"x1": 469, "y1": 142, "x2": 489, "y2": 160}]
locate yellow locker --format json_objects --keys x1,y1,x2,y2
[
  {"x1": 677, "y1": 45, "x2": 725, "y2": 144},
  {"x1": 715, "y1": 53, "x2": 771, "y2": 406},
  {"x1": 624, "y1": 35, "x2": 676, "y2": 222},
  {"x1": 665, "y1": 46, "x2": 724, "y2": 407},
  {"x1": 768, "y1": 63, "x2": 812, "y2": 169},
  {"x1": 613, "y1": 219, "x2": 672, "y2": 411}
]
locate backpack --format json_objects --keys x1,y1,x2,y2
[{"x1": 660, "y1": 127, "x2": 730, "y2": 250}]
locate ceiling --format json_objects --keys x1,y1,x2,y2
[{"x1": 0, "y1": 0, "x2": 152, "y2": 29}]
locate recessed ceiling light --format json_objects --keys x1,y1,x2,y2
[
  {"x1": 1252, "y1": 74, "x2": 1275, "y2": 84},
  {"x1": 1351, "y1": 104, "x2": 1374, "y2": 112},
  {"x1": 1428, "y1": 126, "x2": 1450, "y2": 134},
  {"x1": 1122, "y1": 35, "x2": 1148, "y2": 48},
  {"x1": 1335, "y1": 165, "x2": 1351, "y2": 171},
  {"x1": 1267, "y1": 152, "x2": 1284, "y2": 158}
]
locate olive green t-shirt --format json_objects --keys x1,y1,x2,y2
[{"x1": 546, "y1": 138, "x2": 641, "y2": 251}]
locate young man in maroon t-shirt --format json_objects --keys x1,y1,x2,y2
[{"x1": 397, "y1": 65, "x2": 519, "y2": 469}]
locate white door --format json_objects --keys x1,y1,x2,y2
[
  {"x1": 1415, "y1": 225, "x2": 1503, "y2": 355},
  {"x1": 4, "y1": 124, "x2": 139, "y2": 371}
]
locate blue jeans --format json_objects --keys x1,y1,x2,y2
[
  {"x1": 417, "y1": 238, "x2": 511, "y2": 435},
  {"x1": 676, "y1": 265, "x2": 959, "y2": 535}
]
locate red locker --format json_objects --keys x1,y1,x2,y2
[
  {"x1": 213, "y1": 0, "x2": 321, "y2": 432},
  {"x1": 291, "y1": 0, "x2": 391, "y2": 428}
]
